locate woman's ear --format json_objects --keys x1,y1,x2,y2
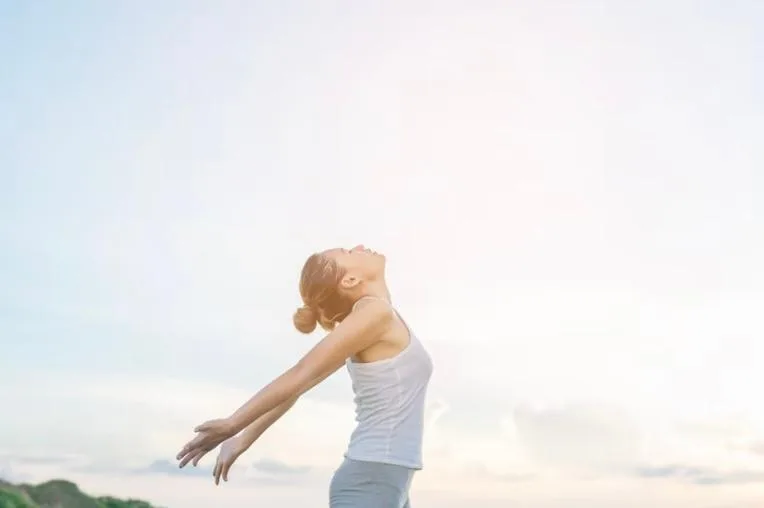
[{"x1": 340, "y1": 273, "x2": 362, "y2": 291}]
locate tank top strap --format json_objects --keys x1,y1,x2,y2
[
  {"x1": 351, "y1": 296, "x2": 414, "y2": 345},
  {"x1": 351, "y1": 295, "x2": 391, "y2": 312}
]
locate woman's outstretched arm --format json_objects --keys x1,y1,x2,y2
[
  {"x1": 231, "y1": 358, "x2": 344, "y2": 451},
  {"x1": 226, "y1": 298, "x2": 393, "y2": 434},
  {"x1": 177, "y1": 355, "x2": 348, "y2": 468},
  {"x1": 180, "y1": 395, "x2": 299, "y2": 468},
  {"x1": 176, "y1": 299, "x2": 392, "y2": 465}
]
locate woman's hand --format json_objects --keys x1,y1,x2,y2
[
  {"x1": 212, "y1": 436, "x2": 247, "y2": 485},
  {"x1": 176, "y1": 418, "x2": 237, "y2": 468}
]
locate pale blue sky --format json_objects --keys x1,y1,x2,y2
[{"x1": 1, "y1": 2, "x2": 763, "y2": 507}]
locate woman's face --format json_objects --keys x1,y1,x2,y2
[{"x1": 324, "y1": 244, "x2": 386, "y2": 281}]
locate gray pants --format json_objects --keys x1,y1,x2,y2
[{"x1": 329, "y1": 458, "x2": 415, "y2": 508}]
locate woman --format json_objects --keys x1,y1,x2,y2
[{"x1": 176, "y1": 245, "x2": 433, "y2": 507}]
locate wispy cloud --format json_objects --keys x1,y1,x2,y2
[
  {"x1": 249, "y1": 458, "x2": 311, "y2": 476},
  {"x1": 129, "y1": 458, "x2": 319, "y2": 487},
  {"x1": 512, "y1": 403, "x2": 641, "y2": 471},
  {"x1": 634, "y1": 464, "x2": 764, "y2": 486},
  {"x1": 41, "y1": 456, "x2": 317, "y2": 486},
  {"x1": 746, "y1": 442, "x2": 764, "y2": 456},
  {"x1": 132, "y1": 460, "x2": 213, "y2": 478}
]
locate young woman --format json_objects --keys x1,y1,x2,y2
[{"x1": 176, "y1": 245, "x2": 433, "y2": 507}]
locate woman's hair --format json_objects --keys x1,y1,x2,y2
[{"x1": 293, "y1": 253, "x2": 352, "y2": 334}]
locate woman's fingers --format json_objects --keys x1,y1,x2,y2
[
  {"x1": 178, "y1": 450, "x2": 195, "y2": 468},
  {"x1": 212, "y1": 453, "x2": 236, "y2": 485},
  {"x1": 178, "y1": 449, "x2": 201, "y2": 468},
  {"x1": 214, "y1": 458, "x2": 227, "y2": 485},
  {"x1": 191, "y1": 448, "x2": 209, "y2": 467},
  {"x1": 178, "y1": 436, "x2": 215, "y2": 468},
  {"x1": 176, "y1": 443, "x2": 192, "y2": 461},
  {"x1": 177, "y1": 419, "x2": 230, "y2": 471},
  {"x1": 221, "y1": 458, "x2": 233, "y2": 483},
  {"x1": 213, "y1": 457, "x2": 221, "y2": 485},
  {"x1": 177, "y1": 433, "x2": 205, "y2": 461},
  {"x1": 182, "y1": 447, "x2": 221, "y2": 468}
]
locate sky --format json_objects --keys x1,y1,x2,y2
[{"x1": 1, "y1": 1, "x2": 763, "y2": 507}]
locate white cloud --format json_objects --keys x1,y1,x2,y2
[{"x1": 512, "y1": 403, "x2": 641, "y2": 472}]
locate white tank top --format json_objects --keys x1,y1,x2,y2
[{"x1": 343, "y1": 297, "x2": 433, "y2": 470}]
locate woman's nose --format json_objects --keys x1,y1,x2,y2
[{"x1": 351, "y1": 244, "x2": 365, "y2": 252}]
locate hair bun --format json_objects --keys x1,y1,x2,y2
[{"x1": 293, "y1": 305, "x2": 318, "y2": 334}]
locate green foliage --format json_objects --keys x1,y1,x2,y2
[
  {"x1": 0, "y1": 479, "x2": 160, "y2": 508},
  {"x1": 0, "y1": 488, "x2": 38, "y2": 508},
  {"x1": 22, "y1": 480, "x2": 105, "y2": 508},
  {"x1": 97, "y1": 497, "x2": 157, "y2": 508}
]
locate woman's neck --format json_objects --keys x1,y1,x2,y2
[{"x1": 359, "y1": 280, "x2": 391, "y2": 303}]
